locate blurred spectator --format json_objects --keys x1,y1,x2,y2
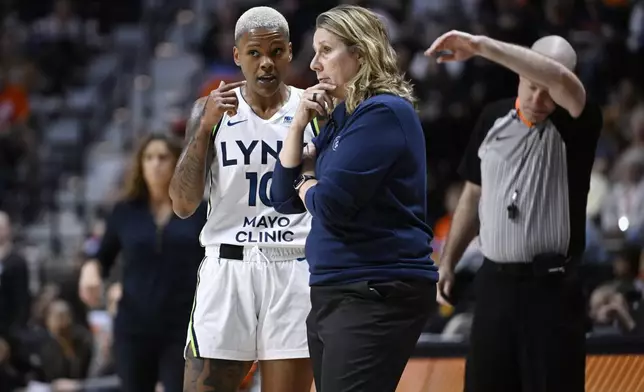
[
  {"x1": 31, "y1": 284, "x2": 63, "y2": 329},
  {"x1": 0, "y1": 66, "x2": 30, "y2": 212},
  {"x1": 0, "y1": 28, "x2": 43, "y2": 92},
  {"x1": 585, "y1": 246, "x2": 643, "y2": 335},
  {"x1": 30, "y1": 0, "x2": 91, "y2": 95},
  {"x1": 600, "y1": 147, "x2": 644, "y2": 240},
  {"x1": 589, "y1": 282, "x2": 641, "y2": 335},
  {"x1": 32, "y1": 299, "x2": 93, "y2": 384},
  {"x1": 0, "y1": 211, "x2": 31, "y2": 340},
  {"x1": 611, "y1": 245, "x2": 644, "y2": 297},
  {"x1": 0, "y1": 336, "x2": 23, "y2": 392},
  {"x1": 0, "y1": 66, "x2": 29, "y2": 129},
  {"x1": 628, "y1": 104, "x2": 644, "y2": 148}
]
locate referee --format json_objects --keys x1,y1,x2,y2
[{"x1": 426, "y1": 32, "x2": 602, "y2": 392}]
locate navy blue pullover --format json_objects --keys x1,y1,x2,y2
[
  {"x1": 96, "y1": 200, "x2": 207, "y2": 340},
  {"x1": 270, "y1": 94, "x2": 438, "y2": 286}
]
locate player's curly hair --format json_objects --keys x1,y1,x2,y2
[
  {"x1": 315, "y1": 5, "x2": 416, "y2": 114},
  {"x1": 121, "y1": 133, "x2": 183, "y2": 202}
]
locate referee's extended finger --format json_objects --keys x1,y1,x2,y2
[{"x1": 425, "y1": 33, "x2": 449, "y2": 56}]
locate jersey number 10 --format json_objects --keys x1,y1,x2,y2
[{"x1": 246, "y1": 171, "x2": 273, "y2": 207}]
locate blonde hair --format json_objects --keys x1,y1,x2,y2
[
  {"x1": 315, "y1": 5, "x2": 416, "y2": 114},
  {"x1": 234, "y1": 6, "x2": 289, "y2": 43}
]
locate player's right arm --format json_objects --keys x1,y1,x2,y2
[{"x1": 170, "y1": 80, "x2": 245, "y2": 218}]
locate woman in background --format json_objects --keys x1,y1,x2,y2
[{"x1": 78, "y1": 134, "x2": 207, "y2": 392}]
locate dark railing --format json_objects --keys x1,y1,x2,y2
[{"x1": 413, "y1": 333, "x2": 644, "y2": 357}]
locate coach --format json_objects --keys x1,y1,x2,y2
[
  {"x1": 270, "y1": 5, "x2": 437, "y2": 392},
  {"x1": 427, "y1": 32, "x2": 602, "y2": 392}
]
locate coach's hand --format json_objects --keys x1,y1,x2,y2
[
  {"x1": 200, "y1": 80, "x2": 246, "y2": 132},
  {"x1": 436, "y1": 264, "x2": 455, "y2": 306},
  {"x1": 294, "y1": 83, "x2": 336, "y2": 127},
  {"x1": 424, "y1": 30, "x2": 482, "y2": 63},
  {"x1": 79, "y1": 261, "x2": 103, "y2": 309}
]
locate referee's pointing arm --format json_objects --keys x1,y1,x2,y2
[{"x1": 425, "y1": 31, "x2": 586, "y2": 118}]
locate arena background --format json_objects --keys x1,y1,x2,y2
[{"x1": 1, "y1": 0, "x2": 644, "y2": 391}]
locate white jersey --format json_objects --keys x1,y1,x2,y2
[{"x1": 199, "y1": 86, "x2": 317, "y2": 252}]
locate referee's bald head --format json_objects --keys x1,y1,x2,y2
[{"x1": 530, "y1": 36, "x2": 576, "y2": 71}]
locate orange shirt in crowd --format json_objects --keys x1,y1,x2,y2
[
  {"x1": 434, "y1": 214, "x2": 452, "y2": 241},
  {"x1": 0, "y1": 84, "x2": 29, "y2": 128}
]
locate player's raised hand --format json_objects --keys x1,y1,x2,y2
[
  {"x1": 424, "y1": 30, "x2": 482, "y2": 63},
  {"x1": 293, "y1": 82, "x2": 336, "y2": 127},
  {"x1": 200, "y1": 80, "x2": 246, "y2": 131}
]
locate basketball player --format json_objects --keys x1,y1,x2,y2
[{"x1": 169, "y1": 7, "x2": 316, "y2": 392}]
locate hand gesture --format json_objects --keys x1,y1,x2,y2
[
  {"x1": 436, "y1": 264, "x2": 455, "y2": 306},
  {"x1": 79, "y1": 262, "x2": 103, "y2": 309},
  {"x1": 424, "y1": 30, "x2": 482, "y2": 63},
  {"x1": 294, "y1": 83, "x2": 336, "y2": 127},
  {"x1": 200, "y1": 80, "x2": 246, "y2": 131}
]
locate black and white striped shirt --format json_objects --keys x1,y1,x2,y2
[{"x1": 459, "y1": 98, "x2": 602, "y2": 263}]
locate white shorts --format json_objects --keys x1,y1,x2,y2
[{"x1": 186, "y1": 245, "x2": 311, "y2": 361}]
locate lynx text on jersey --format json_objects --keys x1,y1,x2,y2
[
  {"x1": 236, "y1": 215, "x2": 294, "y2": 243},
  {"x1": 221, "y1": 140, "x2": 282, "y2": 167}
]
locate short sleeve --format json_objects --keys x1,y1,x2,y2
[
  {"x1": 550, "y1": 100, "x2": 603, "y2": 152},
  {"x1": 457, "y1": 100, "x2": 512, "y2": 185}
]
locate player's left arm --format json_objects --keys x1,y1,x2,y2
[{"x1": 170, "y1": 97, "x2": 215, "y2": 218}]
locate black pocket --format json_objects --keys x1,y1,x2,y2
[
  {"x1": 366, "y1": 280, "x2": 418, "y2": 299},
  {"x1": 356, "y1": 281, "x2": 387, "y2": 300}
]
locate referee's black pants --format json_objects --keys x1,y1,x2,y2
[
  {"x1": 465, "y1": 258, "x2": 586, "y2": 392},
  {"x1": 307, "y1": 279, "x2": 435, "y2": 392}
]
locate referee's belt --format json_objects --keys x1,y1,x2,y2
[{"x1": 486, "y1": 253, "x2": 576, "y2": 278}]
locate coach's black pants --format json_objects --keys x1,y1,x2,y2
[
  {"x1": 114, "y1": 333, "x2": 185, "y2": 392},
  {"x1": 465, "y1": 259, "x2": 586, "y2": 392},
  {"x1": 307, "y1": 279, "x2": 435, "y2": 392}
]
